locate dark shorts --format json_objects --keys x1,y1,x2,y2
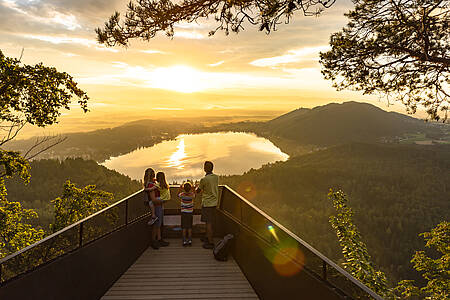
[
  {"x1": 201, "y1": 206, "x2": 216, "y2": 223},
  {"x1": 154, "y1": 205, "x2": 163, "y2": 227},
  {"x1": 181, "y1": 213, "x2": 193, "y2": 229}
]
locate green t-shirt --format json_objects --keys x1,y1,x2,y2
[{"x1": 199, "y1": 173, "x2": 219, "y2": 207}]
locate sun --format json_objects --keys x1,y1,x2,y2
[{"x1": 150, "y1": 65, "x2": 208, "y2": 93}]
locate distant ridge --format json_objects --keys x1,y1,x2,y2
[{"x1": 264, "y1": 101, "x2": 431, "y2": 145}]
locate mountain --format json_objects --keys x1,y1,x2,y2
[
  {"x1": 220, "y1": 142, "x2": 450, "y2": 284},
  {"x1": 263, "y1": 101, "x2": 435, "y2": 145}
]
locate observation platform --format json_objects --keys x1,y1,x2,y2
[
  {"x1": 102, "y1": 239, "x2": 258, "y2": 300},
  {"x1": 0, "y1": 185, "x2": 382, "y2": 300}
]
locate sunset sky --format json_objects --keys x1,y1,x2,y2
[{"x1": 1, "y1": 0, "x2": 421, "y2": 137}]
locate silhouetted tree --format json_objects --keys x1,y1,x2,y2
[
  {"x1": 96, "y1": 0, "x2": 336, "y2": 46},
  {"x1": 320, "y1": 0, "x2": 449, "y2": 121},
  {"x1": 97, "y1": 0, "x2": 449, "y2": 121}
]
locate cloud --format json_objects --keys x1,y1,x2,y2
[
  {"x1": 140, "y1": 49, "x2": 166, "y2": 54},
  {"x1": 23, "y1": 34, "x2": 118, "y2": 52},
  {"x1": 208, "y1": 60, "x2": 224, "y2": 67},
  {"x1": 1, "y1": 0, "x2": 82, "y2": 30},
  {"x1": 249, "y1": 45, "x2": 330, "y2": 67},
  {"x1": 173, "y1": 31, "x2": 206, "y2": 39},
  {"x1": 152, "y1": 107, "x2": 184, "y2": 111}
]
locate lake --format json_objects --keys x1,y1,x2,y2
[{"x1": 102, "y1": 132, "x2": 289, "y2": 182}]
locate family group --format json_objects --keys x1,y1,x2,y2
[{"x1": 142, "y1": 161, "x2": 219, "y2": 249}]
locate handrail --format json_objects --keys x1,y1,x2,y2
[
  {"x1": 1, "y1": 184, "x2": 383, "y2": 300},
  {"x1": 0, "y1": 188, "x2": 144, "y2": 265},
  {"x1": 220, "y1": 185, "x2": 383, "y2": 300}
]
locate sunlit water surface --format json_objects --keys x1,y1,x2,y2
[{"x1": 102, "y1": 132, "x2": 289, "y2": 182}]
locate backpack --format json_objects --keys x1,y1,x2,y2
[{"x1": 213, "y1": 234, "x2": 234, "y2": 261}]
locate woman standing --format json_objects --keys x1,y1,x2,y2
[{"x1": 143, "y1": 168, "x2": 169, "y2": 249}]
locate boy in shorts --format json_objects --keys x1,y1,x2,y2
[{"x1": 179, "y1": 182, "x2": 195, "y2": 246}]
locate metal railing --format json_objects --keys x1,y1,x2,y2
[
  {"x1": 218, "y1": 185, "x2": 383, "y2": 300},
  {"x1": 1, "y1": 184, "x2": 383, "y2": 299},
  {"x1": 0, "y1": 189, "x2": 149, "y2": 284}
]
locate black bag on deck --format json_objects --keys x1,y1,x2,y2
[{"x1": 213, "y1": 234, "x2": 234, "y2": 261}]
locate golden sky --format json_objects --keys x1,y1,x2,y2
[{"x1": 0, "y1": 0, "x2": 422, "y2": 137}]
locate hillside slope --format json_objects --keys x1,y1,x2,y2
[
  {"x1": 221, "y1": 143, "x2": 450, "y2": 284},
  {"x1": 6, "y1": 158, "x2": 142, "y2": 227},
  {"x1": 6, "y1": 120, "x2": 200, "y2": 162},
  {"x1": 263, "y1": 101, "x2": 433, "y2": 145}
]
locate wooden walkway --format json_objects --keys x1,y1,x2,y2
[{"x1": 102, "y1": 239, "x2": 259, "y2": 300}]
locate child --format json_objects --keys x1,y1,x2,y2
[
  {"x1": 178, "y1": 182, "x2": 195, "y2": 246},
  {"x1": 143, "y1": 169, "x2": 158, "y2": 226},
  {"x1": 156, "y1": 172, "x2": 171, "y2": 202}
]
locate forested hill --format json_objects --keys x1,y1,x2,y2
[
  {"x1": 220, "y1": 143, "x2": 450, "y2": 284},
  {"x1": 6, "y1": 120, "x2": 200, "y2": 162},
  {"x1": 6, "y1": 158, "x2": 142, "y2": 227},
  {"x1": 264, "y1": 102, "x2": 431, "y2": 145},
  {"x1": 210, "y1": 102, "x2": 442, "y2": 148}
]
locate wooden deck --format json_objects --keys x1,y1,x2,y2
[{"x1": 102, "y1": 239, "x2": 259, "y2": 300}]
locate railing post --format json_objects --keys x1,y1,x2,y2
[
  {"x1": 125, "y1": 199, "x2": 129, "y2": 225},
  {"x1": 79, "y1": 222, "x2": 84, "y2": 248},
  {"x1": 322, "y1": 260, "x2": 327, "y2": 280}
]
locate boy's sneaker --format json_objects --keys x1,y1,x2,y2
[
  {"x1": 147, "y1": 216, "x2": 158, "y2": 225},
  {"x1": 202, "y1": 242, "x2": 214, "y2": 249},
  {"x1": 187, "y1": 238, "x2": 192, "y2": 246},
  {"x1": 183, "y1": 239, "x2": 188, "y2": 247},
  {"x1": 150, "y1": 240, "x2": 160, "y2": 250},
  {"x1": 158, "y1": 240, "x2": 170, "y2": 247}
]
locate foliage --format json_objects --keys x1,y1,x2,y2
[
  {"x1": 0, "y1": 198, "x2": 45, "y2": 258},
  {"x1": 395, "y1": 221, "x2": 449, "y2": 299},
  {"x1": 0, "y1": 50, "x2": 89, "y2": 258},
  {"x1": 50, "y1": 180, "x2": 113, "y2": 232},
  {"x1": 320, "y1": 0, "x2": 449, "y2": 121},
  {"x1": 6, "y1": 158, "x2": 141, "y2": 227},
  {"x1": 0, "y1": 150, "x2": 30, "y2": 182},
  {"x1": 0, "y1": 151, "x2": 43, "y2": 258},
  {"x1": 328, "y1": 189, "x2": 391, "y2": 297},
  {"x1": 96, "y1": 0, "x2": 335, "y2": 46},
  {"x1": 0, "y1": 50, "x2": 88, "y2": 146}
]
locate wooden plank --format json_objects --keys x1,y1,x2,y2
[{"x1": 101, "y1": 239, "x2": 259, "y2": 300}]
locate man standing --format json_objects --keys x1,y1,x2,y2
[{"x1": 196, "y1": 161, "x2": 218, "y2": 249}]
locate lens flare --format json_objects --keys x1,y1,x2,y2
[
  {"x1": 272, "y1": 246, "x2": 305, "y2": 277},
  {"x1": 237, "y1": 181, "x2": 257, "y2": 200},
  {"x1": 267, "y1": 224, "x2": 279, "y2": 242}
]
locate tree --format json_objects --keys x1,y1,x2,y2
[
  {"x1": 395, "y1": 221, "x2": 449, "y2": 299},
  {"x1": 0, "y1": 50, "x2": 88, "y2": 148},
  {"x1": 320, "y1": 0, "x2": 449, "y2": 121},
  {"x1": 50, "y1": 180, "x2": 113, "y2": 232},
  {"x1": 95, "y1": 0, "x2": 335, "y2": 46},
  {"x1": 0, "y1": 50, "x2": 89, "y2": 258},
  {"x1": 329, "y1": 189, "x2": 450, "y2": 299},
  {"x1": 97, "y1": 0, "x2": 449, "y2": 122},
  {"x1": 0, "y1": 181, "x2": 44, "y2": 258},
  {"x1": 328, "y1": 189, "x2": 392, "y2": 298}
]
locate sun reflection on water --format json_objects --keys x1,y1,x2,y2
[
  {"x1": 102, "y1": 132, "x2": 289, "y2": 181},
  {"x1": 166, "y1": 138, "x2": 186, "y2": 169}
]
